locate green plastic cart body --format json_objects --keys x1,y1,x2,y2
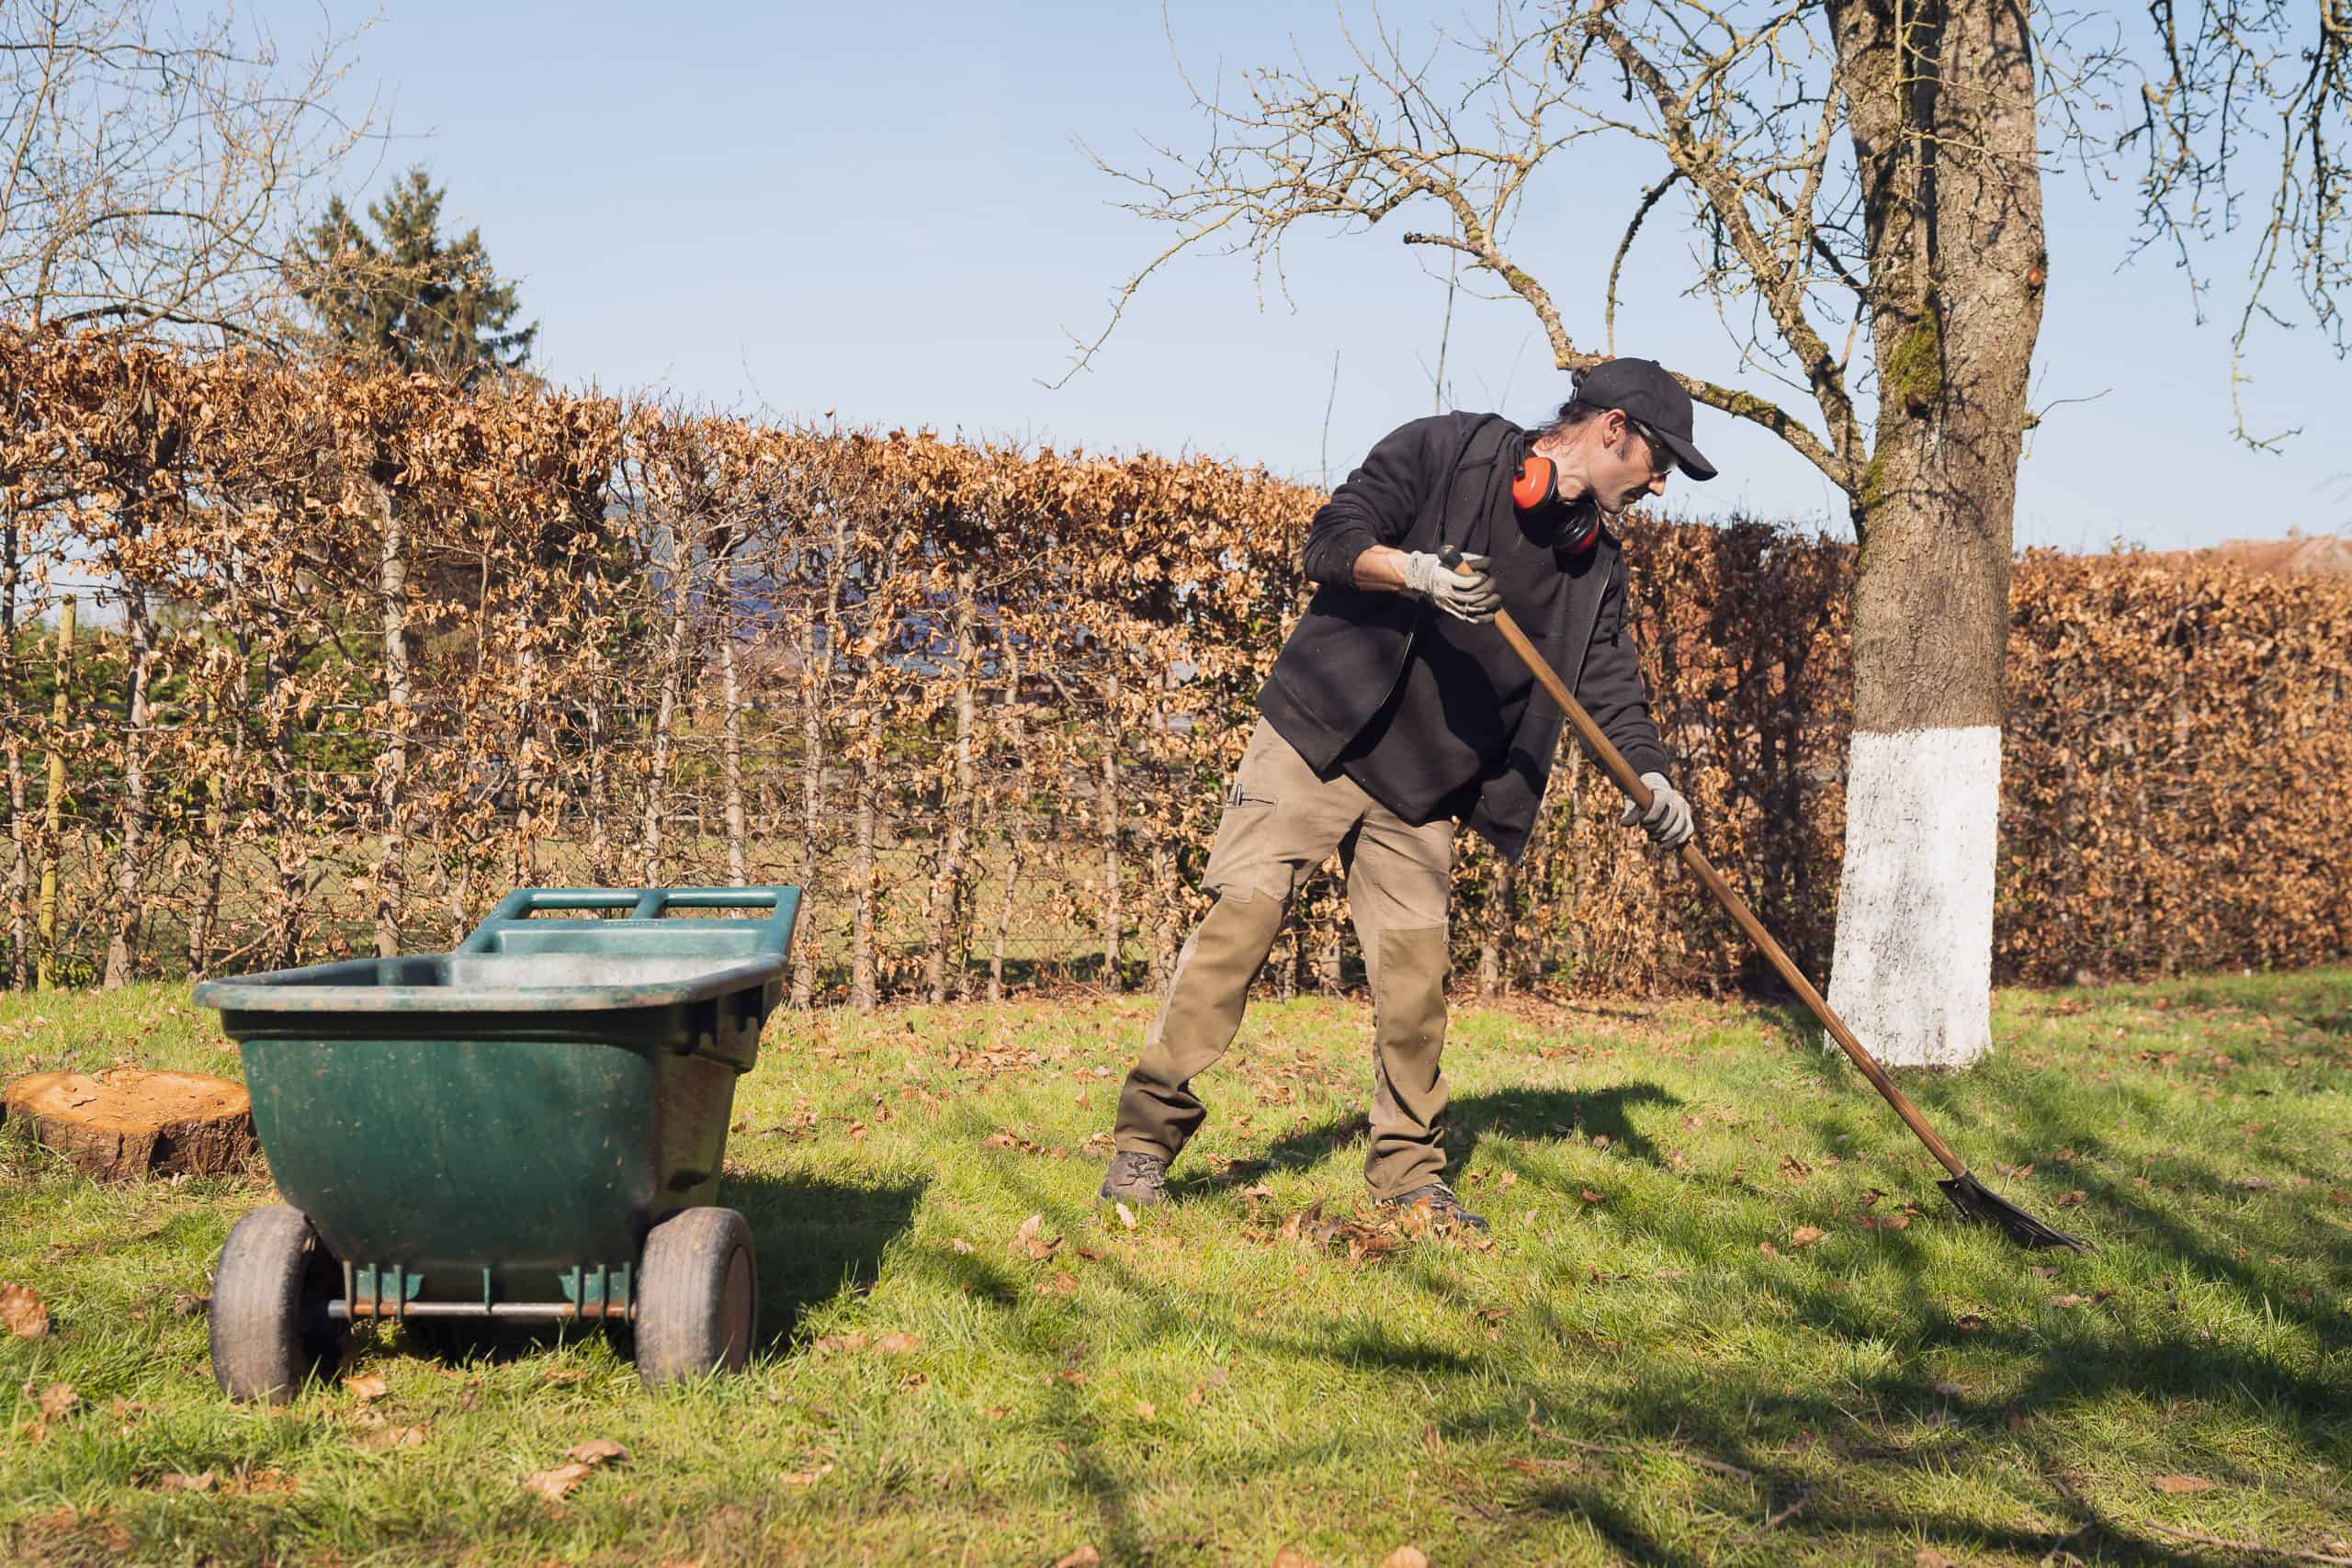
[{"x1": 192, "y1": 886, "x2": 799, "y2": 1325}]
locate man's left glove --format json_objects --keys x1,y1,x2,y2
[
  {"x1": 1399, "y1": 550, "x2": 1501, "y2": 624},
  {"x1": 1619, "y1": 773, "x2": 1693, "y2": 848}
]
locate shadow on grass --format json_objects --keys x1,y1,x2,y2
[
  {"x1": 728, "y1": 1169, "x2": 927, "y2": 1347},
  {"x1": 1180, "y1": 1084, "x2": 1689, "y2": 1193},
  {"x1": 390, "y1": 1174, "x2": 928, "y2": 1366}
]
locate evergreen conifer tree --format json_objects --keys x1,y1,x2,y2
[{"x1": 292, "y1": 168, "x2": 537, "y2": 375}]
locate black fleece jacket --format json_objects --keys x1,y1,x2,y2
[{"x1": 1256, "y1": 412, "x2": 1672, "y2": 861}]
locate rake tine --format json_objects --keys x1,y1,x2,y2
[{"x1": 1938, "y1": 1173, "x2": 2094, "y2": 1251}]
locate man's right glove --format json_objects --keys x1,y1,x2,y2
[
  {"x1": 1620, "y1": 773, "x2": 1694, "y2": 848},
  {"x1": 1399, "y1": 550, "x2": 1501, "y2": 624}
]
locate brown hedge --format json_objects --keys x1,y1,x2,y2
[{"x1": 0, "y1": 327, "x2": 2343, "y2": 1002}]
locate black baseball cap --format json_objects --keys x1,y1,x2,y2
[{"x1": 1569, "y1": 358, "x2": 1719, "y2": 481}]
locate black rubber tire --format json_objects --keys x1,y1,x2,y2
[
  {"x1": 633, "y1": 1206, "x2": 755, "y2": 1388},
  {"x1": 209, "y1": 1205, "x2": 346, "y2": 1404}
]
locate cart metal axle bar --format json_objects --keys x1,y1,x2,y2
[{"x1": 329, "y1": 1298, "x2": 636, "y2": 1322}]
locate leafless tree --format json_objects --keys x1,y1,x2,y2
[
  {"x1": 1064, "y1": 0, "x2": 2346, "y2": 1064},
  {"x1": 0, "y1": 0, "x2": 377, "y2": 344}
]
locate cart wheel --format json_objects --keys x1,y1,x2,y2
[
  {"x1": 634, "y1": 1207, "x2": 755, "y2": 1388},
  {"x1": 209, "y1": 1205, "x2": 347, "y2": 1404}
]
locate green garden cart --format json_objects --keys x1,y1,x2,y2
[{"x1": 191, "y1": 885, "x2": 801, "y2": 1401}]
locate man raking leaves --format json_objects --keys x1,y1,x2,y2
[
  {"x1": 1100, "y1": 358, "x2": 2087, "y2": 1252},
  {"x1": 1100, "y1": 360, "x2": 1709, "y2": 1234}
]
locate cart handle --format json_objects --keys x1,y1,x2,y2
[{"x1": 458, "y1": 886, "x2": 803, "y2": 954}]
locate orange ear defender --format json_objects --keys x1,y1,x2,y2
[
  {"x1": 1512, "y1": 452, "x2": 1600, "y2": 553},
  {"x1": 1512, "y1": 452, "x2": 1557, "y2": 511}
]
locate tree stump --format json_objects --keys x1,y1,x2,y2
[{"x1": 2, "y1": 1068, "x2": 259, "y2": 1183}]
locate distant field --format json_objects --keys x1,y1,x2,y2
[{"x1": 3, "y1": 968, "x2": 2348, "y2": 1564}]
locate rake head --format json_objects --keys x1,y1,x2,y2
[{"x1": 1938, "y1": 1171, "x2": 2094, "y2": 1252}]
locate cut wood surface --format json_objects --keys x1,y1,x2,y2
[{"x1": 3, "y1": 1068, "x2": 258, "y2": 1183}]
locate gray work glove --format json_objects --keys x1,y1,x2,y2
[
  {"x1": 1399, "y1": 549, "x2": 1501, "y2": 624},
  {"x1": 1620, "y1": 773, "x2": 1693, "y2": 848}
]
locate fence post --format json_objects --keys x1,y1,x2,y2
[{"x1": 37, "y1": 597, "x2": 74, "y2": 990}]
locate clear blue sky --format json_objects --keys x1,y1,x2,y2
[{"x1": 262, "y1": 0, "x2": 2347, "y2": 552}]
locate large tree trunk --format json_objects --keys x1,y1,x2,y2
[{"x1": 1826, "y1": 0, "x2": 2044, "y2": 1066}]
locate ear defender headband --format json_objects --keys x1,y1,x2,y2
[{"x1": 1511, "y1": 451, "x2": 1600, "y2": 554}]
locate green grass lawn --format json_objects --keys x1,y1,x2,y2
[{"x1": 2, "y1": 969, "x2": 2348, "y2": 1566}]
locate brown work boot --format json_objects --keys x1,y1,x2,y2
[
  {"x1": 1099, "y1": 1149, "x2": 1171, "y2": 1208},
  {"x1": 1377, "y1": 1180, "x2": 1488, "y2": 1235}
]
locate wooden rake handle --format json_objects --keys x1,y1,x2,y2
[{"x1": 1487, "y1": 604, "x2": 1971, "y2": 1180}]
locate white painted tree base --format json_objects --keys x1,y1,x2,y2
[{"x1": 1826, "y1": 726, "x2": 1999, "y2": 1068}]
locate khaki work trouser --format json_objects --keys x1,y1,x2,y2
[{"x1": 1113, "y1": 720, "x2": 1457, "y2": 1200}]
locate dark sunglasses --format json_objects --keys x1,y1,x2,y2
[{"x1": 1625, "y1": 417, "x2": 1679, "y2": 479}]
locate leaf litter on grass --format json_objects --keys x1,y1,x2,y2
[{"x1": 12, "y1": 976, "x2": 2352, "y2": 1562}]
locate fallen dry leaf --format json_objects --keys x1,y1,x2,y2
[
  {"x1": 359, "y1": 1424, "x2": 427, "y2": 1450},
  {"x1": 1015, "y1": 1213, "x2": 1061, "y2": 1261},
  {"x1": 1758, "y1": 1240, "x2": 1781, "y2": 1258},
  {"x1": 155, "y1": 1471, "x2": 217, "y2": 1494},
  {"x1": 34, "y1": 1382, "x2": 77, "y2": 1421},
  {"x1": 1037, "y1": 1270, "x2": 1079, "y2": 1297},
  {"x1": 1380, "y1": 1550, "x2": 1430, "y2": 1568},
  {"x1": 950, "y1": 1238, "x2": 975, "y2": 1255},
  {"x1": 231, "y1": 1467, "x2": 298, "y2": 1496},
  {"x1": 1915, "y1": 1551, "x2": 1958, "y2": 1568},
  {"x1": 525, "y1": 1461, "x2": 593, "y2": 1503},
  {"x1": 1114, "y1": 1201, "x2": 1137, "y2": 1231},
  {"x1": 2048, "y1": 1294, "x2": 2090, "y2": 1308},
  {"x1": 1, "y1": 1282, "x2": 51, "y2": 1338},
  {"x1": 1272, "y1": 1549, "x2": 1321, "y2": 1568},
  {"x1": 2054, "y1": 1190, "x2": 2087, "y2": 1207},
  {"x1": 872, "y1": 1331, "x2": 923, "y2": 1355},
  {"x1": 2149, "y1": 1473, "x2": 2217, "y2": 1495},
  {"x1": 1579, "y1": 1189, "x2": 1604, "y2": 1204},
  {"x1": 1788, "y1": 1225, "x2": 1826, "y2": 1249},
  {"x1": 779, "y1": 1462, "x2": 834, "y2": 1486},
  {"x1": 343, "y1": 1372, "x2": 389, "y2": 1404},
  {"x1": 1051, "y1": 1549, "x2": 1102, "y2": 1568},
  {"x1": 566, "y1": 1438, "x2": 628, "y2": 1465},
  {"x1": 1134, "y1": 1398, "x2": 1156, "y2": 1420}
]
